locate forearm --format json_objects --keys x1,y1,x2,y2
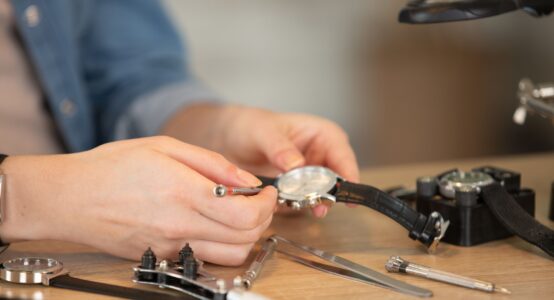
[{"x1": 160, "y1": 103, "x2": 238, "y2": 153}]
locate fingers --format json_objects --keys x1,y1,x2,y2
[
  {"x1": 150, "y1": 136, "x2": 261, "y2": 187},
  {"x1": 183, "y1": 210, "x2": 273, "y2": 244},
  {"x1": 254, "y1": 129, "x2": 305, "y2": 171},
  {"x1": 191, "y1": 183, "x2": 278, "y2": 231},
  {"x1": 324, "y1": 135, "x2": 360, "y2": 183},
  {"x1": 148, "y1": 240, "x2": 256, "y2": 266},
  {"x1": 311, "y1": 204, "x2": 329, "y2": 218},
  {"x1": 187, "y1": 240, "x2": 256, "y2": 266}
]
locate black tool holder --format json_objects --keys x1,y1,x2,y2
[
  {"x1": 133, "y1": 245, "x2": 228, "y2": 300},
  {"x1": 415, "y1": 166, "x2": 535, "y2": 246}
]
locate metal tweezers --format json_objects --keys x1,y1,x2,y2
[{"x1": 241, "y1": 235, "x2": 432, "y2": 298}]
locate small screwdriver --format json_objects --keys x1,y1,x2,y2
[
  {"x1": 213, "y1": 184, "x2": 263, "y2": 197},
  {"x1": 385, "y1": 256, "x2": 511, "y2": 294}
]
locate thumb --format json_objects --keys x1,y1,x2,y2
[{"x1": 256, "y1": 131, "x2": 305, "y2": 171}]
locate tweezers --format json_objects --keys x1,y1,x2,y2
[{"x1": 271, "y1": 235, "x2": 432, "y2": 298}]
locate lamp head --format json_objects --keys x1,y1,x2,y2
[{"x1": 399, "y1": 0, "x2": 553, "y2": 24}]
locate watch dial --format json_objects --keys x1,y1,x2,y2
[
  {"x1": 439, "y1": 171, "x2": 495, "y2": 198},
  {"x1": 2, "y1": 257, "x2": 62, "y2": 273},
  {"x1": 442, "y1": 171, "x2": 493, "y2": 185},
  {"x1": 277, "y1": 166, "x2": 337, "y2": 196}
]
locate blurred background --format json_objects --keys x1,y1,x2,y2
[{"x1": 164, "y1": 0, "x2": 553, "y2": 167}]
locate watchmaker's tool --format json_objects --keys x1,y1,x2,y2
[
  {"x1": 270, "y1": 235, "x2": 433, "y2": 298},
  {"x1": 213, "y1": 184, "x2": 262, "y2": 197},
  {"x1": 386, "y1": 256, "x2": 511, "y2": 294},
  {"x1": 237, "y1": 236, "x2": 277, "y2": 288},
  {"x1": 514, "y1": 78, "x2": 554, "y2": 125},
  {"x1": 134, "y1": 245, "x2": 268, "y2": 300}
]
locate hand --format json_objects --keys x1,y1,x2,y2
[
  {"x1": 0, "y1": 137, "x2": 277, "y2": 266},
  {"x1": 163, "y1": 104, "x2": 359, "y2": 218}
]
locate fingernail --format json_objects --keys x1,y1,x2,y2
[
  {"x1": 237, "y1": 168, "x2": 262, "y2": 186},
  {"x1": 282, "y1": 153, "x2": 304, "y2": 170},
  {"x1": 320, "y1": 206, "x2": 328, "y2": 218},
  {"x1": 313, "y1": 205, "x2": 328, "y2": 218}
]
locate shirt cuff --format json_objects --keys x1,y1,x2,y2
[{"x1": 113, "y1": 80, "x2": 221, "y2": 140}]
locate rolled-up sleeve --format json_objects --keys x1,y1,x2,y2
[
  {"x1": 113, "y1": 80, "x2": 220, "y2": 140},
  {"x1": 80, "y1": 0, "x2": 218, "y2": 142}
]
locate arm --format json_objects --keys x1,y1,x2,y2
[{"x1": 0, "y1": 137, "x2": 276, "y2": 266}]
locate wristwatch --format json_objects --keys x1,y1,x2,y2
[
  {"x1": 437, "y1": 169, "x2": 554, "y2": 257},
  {"x1": 258, "y1": 166, "x2": 450, "y2": 252},
  {"x1": 0, "y1": 257, "x2": 184, "y2": 299}
]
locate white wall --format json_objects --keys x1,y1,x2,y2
[{"x1": 165, "y1": 0, "x2": 554, "y2": 166}]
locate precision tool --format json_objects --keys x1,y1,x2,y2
[
  {"x1": 271, "y1": 235, "x2": 433, "y2": 298},
  {"x1": 213, "y1": 184, "x2": 262, "y2": 197},
  {"x1": 385, "y1": 256, "x2": 511, "y2": 294},
  {"x1": 235, "y1": 237, "x2": 278, "y2": 288}
]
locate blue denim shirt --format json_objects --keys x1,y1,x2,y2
[{"x1": 10, "y1": 0, "x2": 218, "y2": 152}]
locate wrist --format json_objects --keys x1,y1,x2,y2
[{"x1": 0, "y1": 156, "x2": 54, "y2": 243}]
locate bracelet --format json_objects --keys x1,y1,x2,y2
[{"x1": 0, "y1": 154, "x2": 9, "y2": 249}]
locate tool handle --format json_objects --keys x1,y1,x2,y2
[
  {"x1": 407, "y1": 265, "x2": 493, "y2": 292},
  {"x1": 242, "y1": 238, "x2": 277, "y2": 288},
  {"x1": 428, "y1": 269, "x2": 492, "y2": 291}
]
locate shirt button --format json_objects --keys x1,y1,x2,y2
[
  {"x1": 60, "y1": 99, "x2": 76, "y2": 117},
  {"x1": 24, "y1": 5, "x2": 40, "y2": 27}
]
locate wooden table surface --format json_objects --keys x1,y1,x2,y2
[{"x1": 0, "y1": 153, "x2": 553, "y2": 300}]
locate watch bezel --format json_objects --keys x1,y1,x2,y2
[
  {"x1": 438, "y1": 170, "x2": 495, "y2": 199},
  {"x1": 275, "y1": 166, "x2": 340, "y2": 209},
  {"x1": 0, "y1": 257, "x2": 65, "y2": 285}
]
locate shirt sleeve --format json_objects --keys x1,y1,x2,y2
[
  {"x1": 80, "y1": 0, "x2": 217, "y2": 143},
  {"x1": 113, "y1": 80, "x2": 221, "y2": 140}
]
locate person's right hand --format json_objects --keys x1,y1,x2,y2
[{"x1": 0, "y1": 136, "x2": 277, "y2": 266}]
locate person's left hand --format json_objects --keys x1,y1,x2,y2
[{"x1": 162, "y1": 104, "x2": 359, "y2": 217}]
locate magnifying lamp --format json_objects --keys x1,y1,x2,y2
[{"x1": 399, "y1": 0, "x2": 553, "y2": 24}]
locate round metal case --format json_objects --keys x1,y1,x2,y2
[
  {"x1": 1, "y1": 257, "x2": 63, "y2": 284},
  {"x1": 438, "y1": 171, "x2": 495, "y2": 199},
  {"x1": 275, "y1": 166, "x2": 339, "y2": 209}
]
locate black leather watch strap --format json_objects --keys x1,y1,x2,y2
[
  {"x1": 50, "y1": 274, "x2": 190, "y2": 300},
  {"x1": 335, "y1": 181, "x2": 436, "y2": 246},
  {"x1": 482, "y1": 183, "x2": 554, "y2": 257},
  {"x1": 257, "y1": 175, "x2": 276, "y2": 187},
  {"x1": 0, "y1": 154, "x2": 7, "y2": 164},
  {"x1": 335, "y1": 182, "x2": 422, "y2": 231}
]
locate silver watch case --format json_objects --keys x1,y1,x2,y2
[
  {"x1": 0, "y1": 257, "x2": 68, "y2": 286},
  {"x1": 275, "y1": 166, "x2": 343, "y2": 210},
  {"x1": 438, "y1": 170, "x2": 495, "y2": 199}
]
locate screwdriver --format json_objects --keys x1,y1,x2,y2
[
  {"x1": 385, "y1": 256, "x2": 511, "y2": 294},
  {"x1": 213, "y1": 184, "x2": 263, "y2": 197}
]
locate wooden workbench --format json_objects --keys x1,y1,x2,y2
[{"x1": 1, "y1": 153, "x2": 553, "y2": 299}]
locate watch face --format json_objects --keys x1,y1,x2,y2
[
  {"x1": 439, "y1": 171, "x2": 495, "y2": 198},
  {"x1": 1, "y1": 257, "x2": 63, "y2": 284},
  {"x1": 277, "y1": 166, "x2": 338, "y2": 196}
]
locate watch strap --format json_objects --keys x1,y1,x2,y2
[
  {"x1": 335, "y1": 181, "x2": 437, "y2": 247},
  {"x1": 50, "y1": 274, "x2": 190, "y2": 300},
  {"x1": 482, "y1": 183, "x2": 554, "y2": 257},
  {"x1": 257, "y1": 175, "x2": 276, "y2": 187}
]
